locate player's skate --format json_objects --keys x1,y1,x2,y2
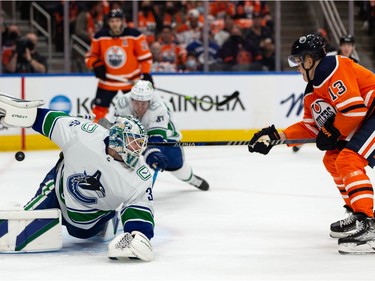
[
  {"x1": 338, "y1": 213, "x2": 375, "y2": 255},
  {"x1": 189, "y1": 175, "x2": 209, "y2": 191},
  {"x1": 330, "y1": 205, "x2": 357, "y2": 238}
]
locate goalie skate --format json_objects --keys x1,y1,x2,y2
[{"x1": 338, "y1": 215, "x2": 375, "y2": 255}]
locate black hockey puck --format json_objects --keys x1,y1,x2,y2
[{"x1": 15, "y1": 151, "x2": 25, "y2": 161}]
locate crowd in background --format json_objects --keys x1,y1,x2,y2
[
  {"x1": 1, "y1": 0, "x2": 375, "y2": 74},
  {"x1": 2, "y1": 0, "x2": 276, "y2": 73}
]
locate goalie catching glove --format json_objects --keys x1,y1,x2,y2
[
  {"x1": 0, "y1": 93, "x2": 45, "y2": 127},
  {"x1": 108, "y1": 231, "x2": 154, "y2": 262},
  {"x1": 248, "y1": 125, "x2": 280, "y2": 155}
]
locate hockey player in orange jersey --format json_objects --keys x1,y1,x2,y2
[
  {"x1": 86, "y1": 8, "x2": 153, "y2": 122},
  {"x1": 248, "y1": 33, "x2": 375, "y2": 255}
]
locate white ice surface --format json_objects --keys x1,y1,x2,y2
[{"x1": 0, "y1": 145, "x2": 375, "y2": 281}]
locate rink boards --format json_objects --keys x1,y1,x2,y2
[{"x1": 0, "y1": 73, "x2": 306, "y2": 151}]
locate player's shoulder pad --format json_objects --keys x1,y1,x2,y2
[
  {"x1": 93, "y1": 28, "x2": 111, "y2": 39},
  {"x1": 313, "y1": 55, "x2": 337, "y2": 87},
  {"x1": 123, "y1": 27, "x2": 142, "y2": 37}
]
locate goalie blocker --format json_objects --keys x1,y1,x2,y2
[
  {"x1": 0, "y1": 208, "x2": 62, "y2": 253},
  {"x1": 0, "y1": 93, "x2": 45, "y2": 127}
]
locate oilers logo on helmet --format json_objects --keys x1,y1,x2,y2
[
  {"x1": 311, "y1": 99, "x2": 336, "y2": 128},
  {"x1": 105, "y1": 46, "x2": 126, "y2": 69},
  {"x1": 299, "y1": 36, "x2": 307, "y2": 44}
]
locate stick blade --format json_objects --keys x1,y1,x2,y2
[
  {"x1": 217, "y1": 91, "x2": 240, "y2": 106},
  {"x1": 98, "y1": 118, "x2": 113, "y2": 129}
]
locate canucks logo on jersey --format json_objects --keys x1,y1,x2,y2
[{"x1": 67, "y1": 170, "x2": 105, "y2": 204}]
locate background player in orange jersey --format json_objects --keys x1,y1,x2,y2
[
  {"x1": 86, "y1": 8, "x2": 154, "y2": 122},
  {"x1": 248, "y1": 33, "x2": 375, "y2": 255}
]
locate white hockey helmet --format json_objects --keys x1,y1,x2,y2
[
  {"x1": 108, "y1": 115, "x2": 148, "y2": 169},
  {"x1": 130, "y1": 80, "x2": 154, "y2": 101}
]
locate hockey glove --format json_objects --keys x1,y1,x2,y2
[
  {"x1": 93, "y1": 61, "x2": 106, "y2": 80},
  {"x1": 316, "y1": 116, "x2": 341, "y2": 151},
  {"x1": 248, "y1": 125, "x2": 280, "y2": 155},
  {"x1": 141, "y1": 73, "x2": 154, "y2": 86},
  {"x1": 144, "y1": 148, "x2": 168, "y2": 170}
]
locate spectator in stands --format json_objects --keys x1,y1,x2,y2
[
  {"x1": 216, "y1": 25, "x2": 262, "y2": 71},
  {"x1": 1, "y1": 25, "x2": 21, "y2": 47},
  {"x1": 214, "y1": 15, "x2": 234, "y2": 47},
  {"x1": 232, "y1": 3, "x2": 252, "y2": 30},
  {"x1": 176, "y1": 9, "x2": 202, "y2": 46},
  {"x1": 181, "y1": 52, "x2": 201, "y2": 72},
  {"x1": 329, "y1": 34, "x2": 359, "y2": 63},
  {"x1": 157, "y1": 25, "x2": 185, "y2": 71},
  {"x1": 209, "y1": 1, "x2": 235, "y2": 18},
  {"x1": 186, "y1": 31, "x2": 219, "y2": 67},
  {"x1": 150, "y1": 41, "x2": 177, "y2": 72},
  {"x1": 2, "y1": 32, "x2": 47, "y2": 74},
  {"x1": 360, "y1": 0, "x2": 375, "y2": 36},
  {"x1": 244, "y1": 13, "x2": 273, "y2": 49},
  {"x1": 161, "y1": 1, "x2": 185, "y2": 31},
  {"x1": 53, "y1": 0, "x2": 80, "y2": 52},
  {"x1": 73, "y1": 2, "x2": 104, "y2": 72},
  {"x1": 260, "y1": 37, "x2": 276, "y2": 71},
  {"x1": 137, "y1": 1, "x2": 161, "y2": 45},
  {"x1": 75, "y1": 1, "x2": 104, "y2": 45}
]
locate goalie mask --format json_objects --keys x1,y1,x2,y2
[{"x1": 108, "y1": 116, "x2": 148, "y2": 169}]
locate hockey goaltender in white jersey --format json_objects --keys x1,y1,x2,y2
[{"x1": 0, "y1": 94, "x2": 155, "y2": 261}]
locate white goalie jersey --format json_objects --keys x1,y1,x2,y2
[
  {"x1": 113, "y1": 94, "x2": 182, "y2": 141},
  {"x1": 30, "y1": 110, "x2": 155, "y2": 234}
]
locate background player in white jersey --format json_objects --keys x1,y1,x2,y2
[
  {"x1": 0, "y1": 94, "x2": 155, "y2": 261},
  {"x1": 114, "y1": 80, "x2": 209, "y2": 191}
]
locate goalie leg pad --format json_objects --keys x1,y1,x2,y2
[
  {"x1": 108, "y1": 231, "x2": 153, "y2": 261},
  {"x1": 0, "y1": 93, "x2": 45, "y2": 127},
  {"x1": 0, "y1": 209, "x2": 62, "y2": 253}
]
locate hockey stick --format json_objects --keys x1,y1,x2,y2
[
  {"x1": 98, "y1": 118, "x2": 316, "y2": 146},
  {"x1": 146, "y1": 138, "x2": 316, "y2": 147},
  {"x1": 105, "y1": 73, "x2": 239, "y2": 106}
]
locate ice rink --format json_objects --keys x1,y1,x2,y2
[{"x1": 1, "y1": 144, "x2": 375, "y2": 281}]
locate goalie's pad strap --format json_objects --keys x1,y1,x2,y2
[{"x1": 0, "y1": 209, "x2": 62, "y2": 253}]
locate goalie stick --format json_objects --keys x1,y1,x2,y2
[{"x1": 105, "y1": 73, "x2": 239, "y2": 106}]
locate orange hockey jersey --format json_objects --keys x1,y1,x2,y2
[
  {"x1": 284, "y1": 55, "x2": 375, "y2": 141},
  {"x1": 85, "y1": 27, "x2": 152, "y2": 92}
]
